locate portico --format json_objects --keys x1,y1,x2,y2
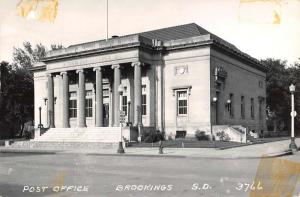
[{"x1": 45, "y1": 61, "x2": 144, "y2": 129}]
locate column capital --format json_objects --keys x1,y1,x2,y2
[
  {"x1": 46, "y1": 73, "x2": 53, "y2": 77},
  {"x1": 131, "y1": 62, "x2": 144, "y2": 67},
  {"x1": 76, "y1": 69, "x2": 84, "y2": 74},
  {"x1": 60, "y1": 71, "x2": 68, "y2": 76},
  {"x1": 93, "y1": 66, "x2": 102, "y2": 72},
  {"x1": 111, "y1": 64, "x2": 120, "y2": 69}
]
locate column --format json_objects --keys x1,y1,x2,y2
[
  {"x1": 132, "y1": 62, "x2": 142, "y2": 126},
  {"x1": 112, "y1": 64, "x2": 120, "y2": 126},
  {"x1": 47, "y1": 74, "x2": 55, "y2": 128},
  {"x1": 77, "y1": 69, "x2": 86, "y2": 127},
  {"x1": 93, "y1": 67, "x2": 103, "y2": 127},
  {"x1": 61, "y1": 71, "x2": 70, "y2": 128}
]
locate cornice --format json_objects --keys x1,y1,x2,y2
[
  {"x1": 41, "y1": 35, "x2": 266, "y2": 74},
  {"x1": 211, "y1": 41, "x2": 267, "y2": 73},
  {"x1": 42, "y1": 42, "x2": 142, "y2": 62},
  {"x1": 28, "y1": 65, "x2": 46, "y2": 72}
]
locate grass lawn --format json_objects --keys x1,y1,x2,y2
[{"x1": 130, "y1": 137, "x2": 290, "y2": 149}]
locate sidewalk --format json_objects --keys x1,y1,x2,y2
[{"x1": 0, "y1": 138, "x2": 299, "y2": 159}]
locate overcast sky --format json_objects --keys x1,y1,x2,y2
[{"x1": 0, "y1": 0, "x2": 299, "y2": 64}]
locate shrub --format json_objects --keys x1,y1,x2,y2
[
  {"x1": 216, "y1": 131, "x2": 231, "y2": 141},
  {"x1": 175, "y1": 130, "x2": 186, "y2": 138},
  {"x1": 142, "y1": 130, "x2": 165, "y2": 143},
  {"x1": 195, "y1": 130, "x2": 209, "y2": 141}
]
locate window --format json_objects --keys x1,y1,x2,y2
[
  {"x1": 122, "y1": 95, "x2": 127, "y2": 116},
  {"x1": 85, "y1": 90, "x2": 93, "y2": 117},
  {"x1": 85, "y1": 99, "x2": 93, "y2": 117},
  {"x1": 241, "y1": 96, "x2": 245, "y2": 119},
  {"x1": 69, "y1": 92, "x2": 77, "y2": 118},
  {"x1": 69, "y1": 100, "x2": 77, "y2": 118},
  {"x1": 141, "y1": 85, "x2": 147, "y2": 115},
  {"x1": 142, "y1": 94, "x2": 147, "y2": 115},
  {"x1": 251, "y1": 98, "x2": 255, "y2": 119},
  {"x1": 177, "y1": 91, "x2": 188, "y2": 115},
  {"x1": 229, "y1": 93, "x2": 234, "y2": 118}
]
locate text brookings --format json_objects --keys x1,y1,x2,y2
[{"x1": 115, "y1": 184, "x2": 173, "y2": 192}]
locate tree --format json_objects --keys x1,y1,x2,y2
[
  {"x1": 286, "y1": 62, "x2": 300, "y2": 136},
  {"x1": 13, "y1": 42, "x2": 46, "y2": 70},
  {"x1": 0, "y1": 62, "x2": 16, "y2": 138},
  {"x1": 262, "y1": 58, "x2": 300, "y2": 135},
  {"x1": 0, "y1": 42, "x2": 64, "y2": 138}
]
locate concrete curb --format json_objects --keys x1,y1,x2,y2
[
  {"x1": 0, "y1": 149, "x2": 58, "y2": 154},
  {"x1": 0, "y1": 148, "x2": 293, "y2": 159}
]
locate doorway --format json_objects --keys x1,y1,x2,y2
[{"x1": 103, "y1": 103, "x2": 109, "y2": 127}]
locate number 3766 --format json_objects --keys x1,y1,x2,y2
[{"x1": 235, "y1": 181, "x2": 263, "y2": 192}]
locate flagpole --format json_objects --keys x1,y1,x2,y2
[{"x1": 106, "y1": 0, "x2": 108, "y2": 41}]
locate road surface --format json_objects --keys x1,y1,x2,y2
[{"x1": 0, "y1": 152, "x2": 300, "y2": 197}]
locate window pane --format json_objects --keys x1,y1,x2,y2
[
  {"x1": 178, "y1": 91, "x2": 187, "y2": 98},
  {"x1": 142, "y1": 95, "x2": 147, "y2": 115},
  {"x1": 142, "y1": 95, "x2": 146, "y2": 104},
  {"x1": 142, "y1": 105, "x2": 146, "y2": 115},
  {"x1": 183, "y1": 107, "x2": 187, "y2": 114},
  {"x1": 69, "y1": 99, "x2": 77, "y2": 118},
  {"x1": 122, "y1": 106, "x2": 127, "y2": 116},
  {"x1": 179, "y1": 100, "x2": 187, "y2": 107},
  {"x1": 177, "y1": 90, "x2": 188, "y2": 115},
  {"x1": 179, "y1": 108, "x2": 183, "y2": 114},
  {"x1": 85, "y1": 99, "x2": 92, "y2": 117}
]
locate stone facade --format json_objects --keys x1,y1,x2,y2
[{"x1": 31, "y1": 23, "x2": 267, "y2": 140}]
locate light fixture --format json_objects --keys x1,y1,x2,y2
[
  {"x1": 225, "y1": 99, "x2": 232, "y2": 111},
  {"x1": 211, "y1": 97, "x2": 217, "y2": 104},
  {"x1": 289, "y1": 84, "x2": 296, "y2": 93}
]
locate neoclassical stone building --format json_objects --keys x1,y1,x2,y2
[{"x1": 31, "y1": 23, "x2": 267, "y2": 142}]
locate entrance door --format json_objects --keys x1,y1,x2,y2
[{"x1": 103, "y1": 104, "x2": 109, "y2": 127}]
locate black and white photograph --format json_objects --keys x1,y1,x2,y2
[{"x1": 0, "y1": 0, "x2": 300, "y2": 196}]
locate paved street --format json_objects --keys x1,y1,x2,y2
[{"x1": 0, "y1": 152, "x2": 300, "y2": 197}]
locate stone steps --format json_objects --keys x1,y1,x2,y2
[
  {"x1": 34, "y1": 127, "x2": 122, "y2": 142},
  {"x1": 9, "y1": 141, "x2": 118, "y2": 150}
]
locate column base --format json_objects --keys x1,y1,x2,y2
[
  {"x1": 62, "y1": 124, "x2": 70, "y2": 128},
  {"x1": 289, "y1": 137, "x2": 298, "y2": 154},
  {"x1": 77, "y1": 126, "x2": 87, "y2": 128},
  {"x1": 117, "y1": 141, "x2": 125, "y2": 153}
]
